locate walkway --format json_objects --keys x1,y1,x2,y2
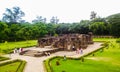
[{"x1": 1, "y1": 42, "x2": 102, "y2": 72}]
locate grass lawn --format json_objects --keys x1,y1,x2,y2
[
  {"x1": 0, "y1": 40, "x2": 37, "y2": 54},
  {"x1": 0, "y1": 60, "x2": 26, "y2": 72},
  {"x1": 93, "y1": 38, "x2": 116, "y2": 42},
  {"x1": 49, "y1": 38, "x2": 120, "y2": 72},
  {"x1": 0, "y1": 61, "x2": 21, "y2": 72}
]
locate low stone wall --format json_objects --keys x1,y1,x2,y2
[
  {"x1": 19, "y1": 48, "x2": 64, "y2": 57},
  {"x1": 43, "y1": 48, "x2": 64, "y2": 56}
]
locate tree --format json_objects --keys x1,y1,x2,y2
[
  {"x1": 79, "y1": 20, "x2": 90, "y2": 34},
  {"x1": 32, "y1": 22, "x2": 48, "y2": 37},
  {"x1": 91, "y1": 17, "x2": 107, "y2": 23},
  {"x1": 68, "y1": 20, "x2": 90, "y2": 34},
  {"x1": 2, "y1": 6, "x2": 25, "y2": 23},
  {"x1": 50, "y1": 16, "x2": 59, "y2": 24},
  {"x1": 89, "y1": 22, "x2": 106, "y2": 35},
  {"x1": 89, "y1": 17, "x2": 110, "y2": 35},
  {"x1": 90, "y1": 11, "x2": 97, "y2": 20},
  {"x1": 0, "y1": 22, "x2": 9, "y2": 42},
  {"x1": 56, "y1": 23, "x2": 70, "y2": 34},
  {"x1": 9, "y1": 24, "x2": 21, "y2": 41},
  {"x1": 46, "y1": 23, "x2": 56, "y2": 36},
  {"x1": 32, "y1": 16, "x2": 46, "y2": 23},
  {"x1": 16, "y1": 23, "x2": 33, "y2": 40},
  {"x1": 106, "y1": 13, "x2": 120, "y2": 37}
]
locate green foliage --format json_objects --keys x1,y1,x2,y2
[
  {"x1": 44, "y1": 59, "x2": 52, "y2": 72},
  {"x1": 89, "y1": 21, "x2": 110, "y2": 35},
  {"x1": 93, "y1": 38, "x2": 116, "y2": 42},
  {"x1": 116, "y1": 38, "x2": 120, "y2": 43},
  {"x1": 0, "y1": 56, "x2": 9, "y2": 61},
  {"x1": 16, "y1": 60, "x2": 26, "y2": 72},
  {"x1": 0, "y1": 22, "x2": 48, "y2": 42},
  {"x1": 106, "y1": 13, "x2": 120, "y2": 37},
  {"x1": 116, "y1": 38, "x2": 120, "y2": 48},
  {"x1": 1, "y1": 9, "x2": 120, "y2": 42},
  {"x1": 69, "y1": 20, "x2": 90, "y2": 34},
  {"x1": 46, "y1": 23, "x2": 56, "y2": 35},
  {"x1": 55, "y1": 20, "x2": 90, "y2": 34},
  {"x1": 54, "y1": 33, "x2": 58, "y2": 37},
  {"x1": 56, "y1": 23, "x2": 71, "y2": 34},
  {"x1": 0, "y1": 22, "x2": 9, "y2": 41}
]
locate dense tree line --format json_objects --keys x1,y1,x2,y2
[{"x1": 0, "y1": 7, "x2": 120, "y2": 42}]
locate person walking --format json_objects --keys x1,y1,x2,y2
[
  {"x1": 72, "y1": 45, "x2": 75, "y2": 51},
  {"x1": 14, "y1": 48, "x2": 17, "y2": 53},
  {"x1": 64, "y1": 55, "x2": 66, "y2": 60},
  {"x1": 19, "y1": 48, "x2": 22, "y2": 53},
  {"x1": 76, "y1": 48, "x2": 79, "y2": 54},
  {"x1": 80, "y1": 48, "x2": 83, "y2": 54}
]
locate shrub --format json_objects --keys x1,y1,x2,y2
[
  {"x1": 17, "y1": 60, "x2": 26, "y2": 72},
  {"x1": 0, "y1": 56, "x2": 9, "y2": 61}
]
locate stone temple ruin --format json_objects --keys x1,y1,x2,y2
[
  {"x1": 38, "y1": 32, "x2": 94, "y2": 50},
  {"x1": 20, "y1": 32, "x2": 93, "y2": 57}
]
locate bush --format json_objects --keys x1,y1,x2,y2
[
  {"x1": 44, "y1": 59, "x2": 52, "y2": 72},
  {"x1": 116, "y1": 38, "x2": 120, "y2": 43},
  {"x1": 0, "y1": 56, "x2": 9, "y2": 61},
  {"x1": 44, "y1": 56, "x2": 63, "y2": 72},
  {"x1": 17, "y1": 60, "x2": 26, "y2": 72},
  {"x1": 0, "y1": 59, "x2": 20, "y2": 66}
]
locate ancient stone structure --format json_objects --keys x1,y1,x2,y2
[{"x1": 38, "y1": 32, "x2": 94, "y2": 51}]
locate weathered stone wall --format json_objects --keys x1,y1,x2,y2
[{"x1": 38, "y1": 33, "x2": 94, "y2": 51}]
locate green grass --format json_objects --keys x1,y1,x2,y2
[
  {"x1": 0, "y1": 56, "x2": 9, "y2": 61},
  {"x1": 49, "y1": 38, "x2": 120, "y2": 72},
  {"x1": 0, "y1": 61, "x2": 21, "y2": 72},
  {"x1": 93, "y1": 38, "x2": 116, "y2": 42},
  {"x1": 0, "y1": 60, "x2": 26, "y2": 72},
  {"x1": 0, "y1": 40, "x2": 37, "y2": 54}
]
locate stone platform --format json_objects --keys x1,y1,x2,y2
[{"x1": 19, "y1": 47, "x2": 63, "y2": 57}]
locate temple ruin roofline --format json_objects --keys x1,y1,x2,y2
[{"x1": 38, "y1": 32, "x2": 94, "y2": 51}]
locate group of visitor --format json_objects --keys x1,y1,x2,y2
[
  {"x1": 76, "y1": 48, "x2": 83, "y2": 54},
  {"x1": 45, "y1": 52, "x2": 50, "y2": 56},
  {"x1": 14, "y1": 48, "x2": 23, "y2": 53},
  {"x1": 72, "y1": 46, "x2": 83, "y2": 54}
]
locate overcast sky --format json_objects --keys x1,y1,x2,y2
[{"x1": 0, "y1": 0, "x2": 120, "y2": 23}]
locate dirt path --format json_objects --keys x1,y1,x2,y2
[{"x1": 1, "y1": 42, "x2": 102, "y2": 72}]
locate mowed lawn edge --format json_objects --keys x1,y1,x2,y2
[
  {"x1": 0, "y1": 59, "x2": 26, "y2": 72},
  {"x1": 0, "y1": 40, "x2": 37, "y2": 54},
  {"x1": 44, "y1": 38, "x2": 120, "y2": 72},
  {"x1": 0, "y1": 56, "x2": 10, "y2": 61}
]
